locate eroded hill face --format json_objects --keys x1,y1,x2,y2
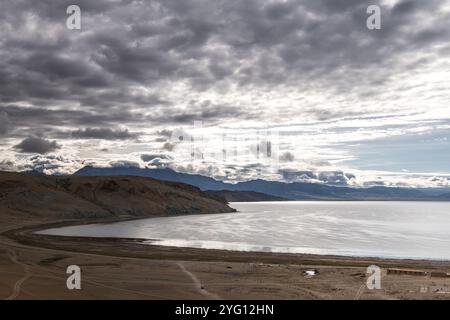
[{"x1": 0, "y1": 172, "x2": 235, "y2": 224}]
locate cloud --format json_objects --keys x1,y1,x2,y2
[
  {"x1": 318, "y1": 171, "x2": 356, "y2": 186},
  {"x1": 281, "y1": 170, "x2": 316, "y2": 182},
  {"x1": 71, "y1": 128, "x2": 138, "y2": 140},
  {"x1": 280, "y1": 169, "x2": 356, "y2": 186},
  {"x1": 22, "y1": 155, "x2": 82, "y2": 175},
  {"x1": 280, "y1": 151, "x2": 295, "y2": 162},
  {"x1": 0, "y1": 111, "x2": 9, "y2": 134},
  {"x1": 163, "y1": 142, "x2": 175, "y2": 151},
  {"x1": 0, "y1": 0, "x2": 449, "y2": 186},
  {"x1": 156, "y1": 129, "x2": 173, "y2": 137},
  {"x1": 140, "y1": 153, "x2": 173, "y2": 162},
  {"x1": 1, "y1": 0, "x2": 447, "y2": 131},
  {"x1": 0, "y1": 154, "x2": 83, "y2": 175},
  {"x1": 109, "y1": 160, "x2": 141, "y2": 168},
  {"x1": 1, "y1": 105, "x2": 143, "y2": 138},
  {"x1": 14, "y1": 137, "x2": 61, "y2": 154},
  {"x1": 141, "y1": 153, "x2": 174, "y2": 168},
  {"x1": 0, "y1": 159, "x2": 16, "y2": 171}
]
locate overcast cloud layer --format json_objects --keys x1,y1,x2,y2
[{"x1": 1, "y1": 0, "x2": 450, "y2": 187}]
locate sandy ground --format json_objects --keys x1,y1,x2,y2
[{"x1": 1, "y1": 219, "x2": 450, "y2": 300}]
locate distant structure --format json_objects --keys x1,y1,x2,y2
[{"x1": 387, "y1": 268, "x2": 450, "y2": 278}]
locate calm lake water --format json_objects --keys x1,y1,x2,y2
[{"x1": 39, "y1": 201, "x2": 450, "y2": 260}]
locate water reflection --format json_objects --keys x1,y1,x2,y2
[{"x1": 39, "y1": 201, "x2": 450, "y2": 260}]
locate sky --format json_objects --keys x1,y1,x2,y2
[{"x1": 1, "y1": 0, "x2": 450, "y2": 187}]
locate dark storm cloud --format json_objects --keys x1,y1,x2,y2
[
  {"x1": 1, "y1": 105, "x2": 143, "y2": 137},
  {"x1": 71, "y1": 128, "x2": 138, "y2": 140},
  {"x1": 154, "y1": 107, "x2": 245, "y2": 124},
  {"x1": 14, "y1": 137, "x2": 61, "y2": 154},
  {"x1": 1, "y1": 0, "x2": 449, "y2": 181},
  {"x1": 1, "y1": 2, "x2": 448, "y2": 110},
  {"x1": 146, "y1": 100, "x2": 256, "y2": 125},
  {"x1": 0, "y1": 111, "x2": 9, "y2": 134},
  {"x1": 1, "y1": 0, "x2": 448, "y2": 117}
]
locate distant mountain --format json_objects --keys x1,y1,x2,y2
[
  {"x1": 438, "y1": 193, "x2": 450, "y2": 200},
  {"x1": 230, "y1": 179, "x2": 433, "y2": 201},
  {"x1": 206, "y1": 190, "x2": 289, "y2": 202},
  {"x1": 418, "y1": 188, "x2": 450, "y2": 197},
  {"x1": 74, "y1": 166, "x2": 228, "y2": 190},
  {"x1": 20, "y1": 169, "x2": 46, "y2": 176},
  {"x1": 73, "y1": 166, "x2": 450, "y2": 201}
]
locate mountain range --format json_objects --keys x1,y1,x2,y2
[{"x1": 74, "y1": 166, "x2": 450, "y2": 201}]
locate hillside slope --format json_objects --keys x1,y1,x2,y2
[{"x1": 0, "y1": 172, "x2": 235, "y2": 224}]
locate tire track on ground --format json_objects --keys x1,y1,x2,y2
[
  {"x1": 3, "y1": 247, "x2": 32, "y2": 300},
  {"x1": 176, "y1": 262, "x2": 222, "y2": 300}
]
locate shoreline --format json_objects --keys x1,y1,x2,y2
[
  {"x1": 2, "y1": 214, "x2": 450, "y2": 299},
  {"x1": 5, "y1": 216, "x2": 450, "y2": 270}
]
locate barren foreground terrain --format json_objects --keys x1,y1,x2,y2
[{"x1": 2, "y1": 218, "x2": 450, "y2": 300}]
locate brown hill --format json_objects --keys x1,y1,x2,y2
[{"x1": 0, "y1": 171, "x2": 235, "y2": 224}]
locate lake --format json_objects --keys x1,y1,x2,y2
[{"x1": 38, "y1": 201, "x2": 450, "y2": 260}]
